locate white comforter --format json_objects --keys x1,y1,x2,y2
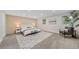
[
  {"x1": 22, "y1": 28, "x2": 41, "y2": 36},
  {"x1": 20, "y1": 25, "x2": 41, "y2": 36}
]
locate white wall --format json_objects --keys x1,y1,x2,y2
[
  {"x1": 37, "y1": 13, "x2": 71, "y2": 33},
  {"x1": 37, "y1": 16, "x2": 63, "y2": 33},
  {"x1": 0, "y1": 12, "x2": 6, "y2": 39}
]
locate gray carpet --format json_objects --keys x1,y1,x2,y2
[{"x1": 0, "y1": 34, "x2": 20, "y2": 49}]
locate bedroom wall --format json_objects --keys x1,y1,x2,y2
[
  {"x1": 37, "y1": 16, "x2": 63, "y2": 33},
  {"x1": 0, "y1": 12, "x2": 6, "y2": 40},
  {"x1": 6, "y1": 15, "x2": 37, "y2": 34},
  {"x1": 37, "y1": 13, "x2": 70, "y2": 33}
]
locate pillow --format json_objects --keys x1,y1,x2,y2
[
  {"x1": 23, "y1": 30, "x2": 32, "y2": 36},
  {"x1": 23, "y1": 28, "x2": 41, "y2": 36},
  {"x1": 33, "y1": 28, "x2": 41, "y2": 32},
  {"x1": 21, "y1": 27, "x2": 32, "y2": 32},
  {"x1": 21, "y1": 25, "x2": 33, "y2": 32}
]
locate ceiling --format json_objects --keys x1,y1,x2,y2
[{"x1": 3, "y1": 10, "x2": 72, "y2": 19}]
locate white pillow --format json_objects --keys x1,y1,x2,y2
[
  {"x1": 23, "y1": 28, "x2": 41, "y2": 36},
  {"x1": 23, "y1": 30, "x2": 32, "y2": 36},
  {"x1": 21, "y1": 27, "x2": 32, "y2": 32},
  {"x1": 21, "y1": 25, "x2": 33, "y2": 32},
  {"x1": 33, "y1": 28, "x2": 41, "y2": 32},
  {"x1": 21, "y1": 26, "x2": 26, "y2": 32}
]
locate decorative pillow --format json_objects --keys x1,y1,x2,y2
[
  {"x1": 23, "y1": 30, "x2": 32, "y2": 36},
  {"x1": 20, "y1": 25, "x2": 33, "y2": 32},
  {"x1": 33, "y1": 28, "x2": 41, "y2": 32},
  {"x1": 21, "y1": 27, "x2": 32, "y2": 32},
  {"x1": 23, "y1": 28, "x2": 41, "y2": 36}
]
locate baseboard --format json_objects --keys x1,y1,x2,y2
[
  {"x1": 5, "y1": 33, "x2": 15, "y2": 37},
  {"x1": 42, "y1": 30, "x2": 59, "y2": 34}
]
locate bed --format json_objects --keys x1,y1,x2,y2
[
  {"x1": 20, "y1": 25, "x2": 41, "y2": 36},
  {"x1": 16, "y1": 25, "x2": 52, "y2": 49}
]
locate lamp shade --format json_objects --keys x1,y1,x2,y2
[
  {"x1": 16, "y1": 23, "x2": 20, "y2": 28},
  {"x1": 32, "y1": 22, "x2": 36, "y2": 27}
]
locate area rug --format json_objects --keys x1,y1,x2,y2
[{"x1": 16, "y1": 31, "x2": 52, "y2": 49}]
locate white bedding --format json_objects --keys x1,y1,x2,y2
[
  {"x1": 16, "y1": 31, "x2": 52, "y2": 49},
  {"x1": 20, "y1": 25, "x2": 41, "y2": 36},
  {"x1": 22, "y1": 28, "x2": 41, "y2": 36}
]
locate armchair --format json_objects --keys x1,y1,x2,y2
[{"x1": 59, "y1": 27, "x2": 76, "y2": 38}]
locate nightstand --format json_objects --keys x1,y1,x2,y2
[{"x1": 16, "y1": 27, "x2": 21, "y2": 34}]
